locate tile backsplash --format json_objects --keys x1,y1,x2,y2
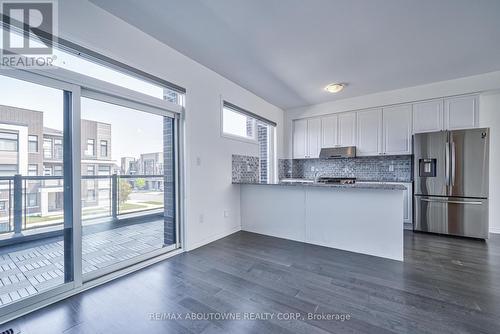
[
  {"x1": 232, "y1": 154, "x2": 260, "y2": 183},
  {"x1": 279, "y1": 155, "x2": 413, "y2": 182}
]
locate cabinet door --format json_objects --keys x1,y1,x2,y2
[
  {"x1": 321, "y1": 115, "x2": 338, "y2": 147},
  {"x1": 338, "y1": 112, "x2": 357, "y2": 146},
  {"x1": 383, "y1": 105, "x2": 412, "y2": 155},
  {"x1": 444, "y1": 95, "x2": 478, "y2": 130},
  {"x1": 413, "y1": 99, "x2": 443, "y2": 133},
  {"x1": 356, "y1": 108, "x2": 382, "y2": 156},
  {"x1": 293, "y1": 119, "x2": 308, "y2": 159},
  {"x1": 307, "y1": 118, "x2": 321, "y2": 158}
]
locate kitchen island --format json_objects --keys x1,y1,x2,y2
[{"x1": 236, "y1": 182, "x2": 405, "y2": 261}]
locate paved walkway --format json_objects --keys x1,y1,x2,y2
[{"x1": 0, "y1": 220, "x2": 165, "y2": 307}]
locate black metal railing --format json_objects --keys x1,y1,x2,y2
[{"x1": 0, "y1": 174, "x2": 165, "y2": 234}]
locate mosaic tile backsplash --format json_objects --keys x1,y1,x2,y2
[
  {"x1": 279, "y1": 155, "x2": 413, "y2": 182},
  {"x1": 232, "y1": 154, "x2": 260, "y2": 183}
]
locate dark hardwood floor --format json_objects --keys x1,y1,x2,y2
[{"x1": 2, "y1": 230, "x2": 500, "y2": 334}]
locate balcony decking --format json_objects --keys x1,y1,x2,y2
[{"x1": 0, "y1": 219, "x2": 165, "y2": 307}]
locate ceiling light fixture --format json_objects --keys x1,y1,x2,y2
[{"x1": 324, "y1": 83, "x2": 346, "y2": 93}]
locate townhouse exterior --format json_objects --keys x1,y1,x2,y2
[{"x1": 0, "y1": 105, "x2": 116, "y2": 231}]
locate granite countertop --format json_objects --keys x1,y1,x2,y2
[{"x1": 233, "y1": 181, "x2": 406, "y2": 191}]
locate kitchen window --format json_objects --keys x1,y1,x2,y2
[
  {"x1": 86, "y1": 139, "x2": 95, "y2": 156},
  {"x1": 221, "y1": 101, "x2": 277, "y2": 182},
  {"x1": 100, "y1": 140, "x2": 108, "y2": 157},
  {"x1": 222, "y1": 104, "x2": 255, "y2": 141},
  {"x1": 28, "y1": 135, "x2": 38, "y2": 153},
  {"x1": 0, "y1": 132, "x2": 18, "y2": 151}
]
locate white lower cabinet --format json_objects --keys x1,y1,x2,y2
[{"x1": 357, "y1": 181, "x2": 412, "y2": 228}]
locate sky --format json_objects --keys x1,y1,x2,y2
[
  {"x1": 1, "y1": 25, "x2": 168, "y2": 163},
  {"x1": 0, "y1": 75, "x2": 163, "y2": 163}
]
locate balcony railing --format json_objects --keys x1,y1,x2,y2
[{"x1": 0, "y1": 174, "x2": 165, "y2": 234}]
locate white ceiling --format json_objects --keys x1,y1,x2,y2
[{"x1": 90, "y1": 0, "x2": 500, "y2": 110}]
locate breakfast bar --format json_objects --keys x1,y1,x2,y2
[{"x1": 237, "y1": 182, "x2": 406, "y2": 261}]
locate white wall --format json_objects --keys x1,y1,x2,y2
[
  {"x1": 58, "y1": 0, "x2": 285, "y2": 250},
  {"x1": 284, "y1": 72, "x2": 500, "y2": 234}
]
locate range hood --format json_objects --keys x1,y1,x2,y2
[{"x1": 319, "y1": 146, "x2": 356, "y2": 159}]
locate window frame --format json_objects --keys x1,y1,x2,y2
[
  {"x1": 221, "y1": 105, "x2": 258, "y2": 144},
  {"x1": 0, "y1": 131, "x2": 18, "y2": 152},
  {"x1": 28, "y1": 135, "x2": 38, "y2": 153},
  {"x1": 43, "y1": 138, "x2": 53, "y2": 159},
  {"x1": 0, "y1": 46, "x2": 185, "y2": 323},
  {"x1": 85, "y1": 139, "x2": 95, "y2": 157},
  {"x1": 100, "y1": 140, "x2": 108, "y2": 158},
  {"x1": 28, "y1": 164, "x2": 38, "y2": 176}
]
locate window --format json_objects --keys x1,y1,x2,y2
[
  {"x1": 43, "y1": 138, "x2": 53, "y2": 159},
  {"x1": 0, "y1": 201, "x2": 6, "y2": 212},
  {"x1": 100, "y1": 140, "x2": 108, "y2": 157},
  {"x1": 27, "y1": 193, "x2": 38, "y2": 207},
  {"x1": 222, "y1": 106, "x2": 255, "y2": 140},
  {"x1": 54, "y1": 138, "x2": 63, "y2": 159},
  {"x1": 85, "y1": 139, "x2": 95, "y2": 156},
  {"x1": 28, "y1": 135, "x2": 38, "y2": 153},
  {"x1": 28, "y1": 164, "x2": 38, "y2": 176},
  {"x1": 0, "y1": 164, "x2": 17, "y2": 176},
  {"x1": 98, "y1": 165, "x2": 111, "y2": 175},
  {"x1": 87, "y1": 165, "x2": 95, "y2": 175},
  {"x1": 44, "y1": 166, "x2": 53, "y2": 176},
  {"x1": 87, "y1": 189, "x2": 96, "y2": 201},
  {"x1": 0, "y1": 132, "x2": 18, "y2": 151},
  {"x1": 54, "y1": 165, "x2": 63, "y2": 176}
]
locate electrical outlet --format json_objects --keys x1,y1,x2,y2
[
  {"x1": 224, "y1": 210, "x2": 229, "y2": 218},
  {"x1": 196, "y1": 157, "x2": 202, "y2": 166},
  {"x1": 310, "y1": 166, "x2": 315, "y2": 172},
  {"x1": 199, "y1": 214, "x2": 204, "y2": 224},
  {"x1": 389, "y1": 164, "x2": 395, "y2": 172}
]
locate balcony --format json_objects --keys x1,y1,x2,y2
[{"x1": 0, "y1": 174, "x2": 171, "y2": 307}]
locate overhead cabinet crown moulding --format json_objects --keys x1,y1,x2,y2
[{"x1": 292, "y1": 94, "x2": 478, "y2": 159}]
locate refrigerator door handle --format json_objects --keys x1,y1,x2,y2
[
  {"x1": 451, "y1": 141, "x2": 456, "y2": 186},
  {"x1": 445, "y1": 141, "x2": 450, "y2": 186},
  {"x1": 420, "y1": 198, "x2": 483, "y2": 205}
]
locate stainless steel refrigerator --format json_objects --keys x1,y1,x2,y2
[{"x1": 413, "y1": 128, "x2": 489, "y2": 239}]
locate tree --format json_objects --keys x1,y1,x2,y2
[
  {"x1": 119, "y1": 180, "x2": 132, "y2": 203},
  {"x1": 135, "y1": 178, "x2": 146, "y2": 189}
]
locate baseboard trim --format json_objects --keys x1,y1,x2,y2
[
  {"x1": 186, "y1": 226, "x2": 241, "y2": 251},
  {"x1": 489, "y1": 227, "x2": 500, "y2": 234}
]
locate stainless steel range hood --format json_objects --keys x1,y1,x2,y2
[{"x1": 319, "y1": 146, "x2": 356, "y2": 159}]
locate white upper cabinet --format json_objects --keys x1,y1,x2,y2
[
  {"x1": 292, "y1": 118, "x2": 321, "y2": 159},
  {"x1": 320, "y1": 115, "x2": 338, "y2": 147},
  {"x1": 338, "y1": 112, "x2": 357, "y2": 147},
  {"x1": 412, "y1": 99, "x2": 444, "y2": 133},
  {"x1": 307, "y1": 118, "x2": 321, "y2": 158},
  {"x1": 292, "y1": 119, "x2": 307, "y2": 159},
  {"x1": 444, "y1": 95, "x2": 479, "y2": 130},
  {"x1": 383, "y1": 104, "x2": 412, "y2": 155},
  {"x1": 356, "y1": 108, "x2": 382, "y2": 156}
]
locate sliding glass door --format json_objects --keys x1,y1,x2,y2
[
  {"x1": 0, "y1": 65, "x2": 182, "y2": 320},
  {"x1": 79, "y1": 95, "x2": 178, "y2": 280},
  {"x1": 0, "y1": 72, "x2": 77, "y2": 312}
]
